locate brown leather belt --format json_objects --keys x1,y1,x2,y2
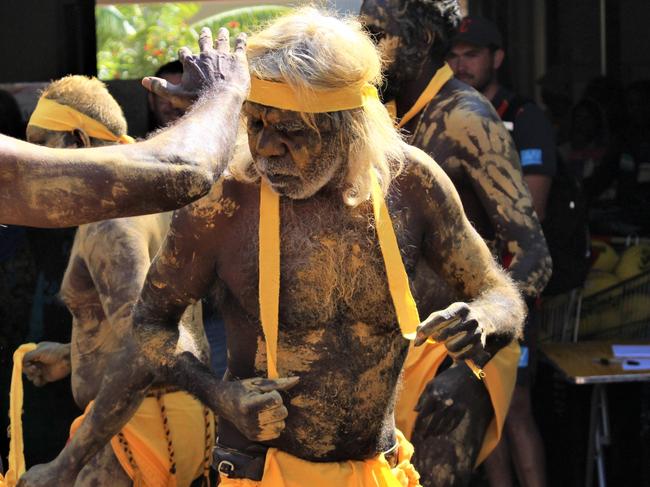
[{"x1": 213, "y1": 439, "x2": 400, "y2": 481}]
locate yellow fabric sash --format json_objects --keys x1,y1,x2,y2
[
  {"x1": 0, "y1": 343, "x2": 37, "y2": 487},
  {"x1": 258, "y1": 173, "x2": 482, "y2": 379},
  {"x1": 259, "y1": 181, "x2": 281, "y2": 379},
  {"x1": 28, "y1": 97, "x2": 134, "y2": 144},
  {"x1": 70, "y1": 393, "x2": 215, "y2": 487},
  {"x1": 390, "y1": 63, "x2": 454, "y2": 129},
  {"x1": 248, "y1": 77, "x2": 379, "y2": 113},
  {"x1": 219, "y1": 429, "x2": 421, "y2": 486}
]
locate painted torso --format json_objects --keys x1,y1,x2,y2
[{"x1": 208, "y1": 175, "x2": 424, "y2": 461}]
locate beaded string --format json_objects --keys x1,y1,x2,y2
[
  {"x1": 201, "y1": 406, "x2": 213, "y2": 487},
  {"x1": 116, "y1": 431, "x2": 142, "y2": 484},
  {"x1": 155, "y1": 390, "x2": 177, "y2": 477}
]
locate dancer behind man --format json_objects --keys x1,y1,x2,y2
[
  {"x1": 447, "y1": 16, "x2": 555, "y2": 487},
  {"x1": 21, "y1": 75, "x2": 214, "y2": 487},
  {"x1": 359, "y1": 1, "x2": 551, "y2": 485},
  {"x1": 19, "y1": 9, "x2": 526, "y2": 487},
  {"x1": 0, "y1": 27, "x2": 248, "y2": 228}
]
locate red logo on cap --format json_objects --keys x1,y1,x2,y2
[{"x1": 459, "y1": 18, "x2": 472, "y2": 33}]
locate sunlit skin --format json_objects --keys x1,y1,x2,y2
[
  {"x1": 24, "y1": 93, "x2": 524, "y2": 481},
  {"x1": 244, "y1": 102, "x2": 345, "y2": 199},
  {"x1": 18, "y1": 102, "x2": 209, "y2": 487},
  {"x1": 361, "y1": 0, "x2": 551, "y2": 484},
  {"x1": 0, "y1": 28, "x2": 248, "y2": 229}
]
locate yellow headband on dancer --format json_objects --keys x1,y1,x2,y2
[
  {"x1": 247, "y1": 76, "x2": 379, "y2": 113},
  {"x1": 28, "y1": 97, "x2": 134, "y2": 144}
]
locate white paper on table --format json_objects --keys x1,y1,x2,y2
[
  {"x1": 612, "y1": 345, "x2": 650, "y2": 358},
  {"x1": 622, "y1": 359, "x2": 650, "y2": 371}
]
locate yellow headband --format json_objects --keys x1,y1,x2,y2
[
  {"x1": 247, "y1": 76, "x2": 379, "y2": 113},
  {"x1": 28, "y1": 97, "x2": 134, "y2": 144}
]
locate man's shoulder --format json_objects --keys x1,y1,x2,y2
[
  {"x1": 433, "y1": 78, "x2": 501, "y2": 121},
  {"x1": 399, "y1": 144, "x2": 455, "y2": 193}
]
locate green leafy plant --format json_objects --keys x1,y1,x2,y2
[
  {"x1": 96, "y1": 3, "x2": 290, "y2": 80},
  {"x1": 192, "y1": 5, "x2": 290, "y2": 40}
]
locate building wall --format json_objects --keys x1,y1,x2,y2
[{"x1": 0, "y1": 0, "x2": 96, "y2": 83}]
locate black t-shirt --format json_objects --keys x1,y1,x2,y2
[{"x1": 492, "y1": 87, "x2": 557, "y2": 177}]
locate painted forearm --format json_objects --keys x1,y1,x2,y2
[
  {"x1": 502, "y1": 229, "x2": 552, "y2": 297},
  {"x1": 0, "y1": 86, "x2": 244, "y2": 228}
]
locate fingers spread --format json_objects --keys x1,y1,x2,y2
[
  {"x1": 215, "y1": 27, "x2": 230, "y2": 53},
  {"x1": 235, "y1": 33, "x2": 247, "y2": 55},
  {"x1": 199, "y1": 27, "x2": 214, "y2": 53}
]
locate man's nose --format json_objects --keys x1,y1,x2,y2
[{"x1": 255, "y1": 128, "x2": 286, "y2": 158}]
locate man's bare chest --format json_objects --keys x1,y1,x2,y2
[{"x1": 215, "y1": 190, "x2": 421, "y2": 330}]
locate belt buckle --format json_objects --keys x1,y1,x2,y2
[{"x1": 217, "y1": 460, "x2": 236, "y2": 477}]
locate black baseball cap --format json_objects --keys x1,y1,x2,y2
[{"x1": 452, "y1": 16, "x2": 502, "y2": 49}]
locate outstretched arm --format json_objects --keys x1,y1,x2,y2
[{"x1": 1, "y1": 29, "x2": 249, "y2": 228}]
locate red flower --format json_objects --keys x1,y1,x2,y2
[
  {"x1": 227, "y1": 20, "x2": 240, "y2": 29},
  {"x1": 152, "y1": 49, "x2": 163, "y2": 57}
]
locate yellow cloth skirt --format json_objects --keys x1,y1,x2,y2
[
  {"x1": 70, "y1": 391, "x2": 214, "y2": 487},
  {"x1": 396, "y1": 341, "x2": 520, "y2": 465},
  {"x1": 219, "y1": 430, "x2": 420, "y2": 487}
]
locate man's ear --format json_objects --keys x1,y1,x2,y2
[
  {"x1": 71, "y1": 128, "x2": 92, "y2": 148},
  {"x1": 493, "y1": 48, "x2": 505, "y2": 71},
  {"x1": 423, "y1": 30, "x2": 437, "y2": 56}
]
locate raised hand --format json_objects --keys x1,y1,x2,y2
[
  {"x1": 23, "y1": 342, "x2": 71, "y2": 387},
  {"x1": 415, "y1": 302, "x2": 491, "y2": 367},
  {"x1": 142, "y1": 27, "x2": 250, "y2": 110},
  {"x1": 219, "y1": 377, "x2": 299, "y2": 442}
]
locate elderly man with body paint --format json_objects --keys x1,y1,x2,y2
[{"x1": 18, "y1": 10, "x2": 525, "y2": 487}]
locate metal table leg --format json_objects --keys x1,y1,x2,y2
[{"x1": 585, "y1": 384, "x2": 610, "y2": 487}]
